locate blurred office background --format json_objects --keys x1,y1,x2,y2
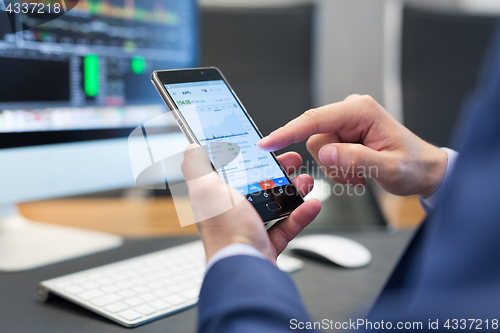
[
  {"x1": 4, "y1": 0, "x2": 500, "y2": 230},
  {"x1": 4, "y1": 1, "x2": 500, "y2": 326},
  {"x1": 200, "y1": 0, "x2": 500, "y2": 159},
  {"x1": 32, "y1": 0, "x2": 500, "y2": 216}
]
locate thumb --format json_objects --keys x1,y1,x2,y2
[
  {"x1": 318, "y1": 143, "x2": 386, "y2": 178},
  {"x1": 181, "y1": 143, "x2": 245, "y2": 224},
  {"x1": 181, "y1": 143, "x2": 215, "y2": 182}
]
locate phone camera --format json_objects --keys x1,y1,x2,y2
[{"x1": 201, "y1": 71, "x2": 204, "y2": 75}]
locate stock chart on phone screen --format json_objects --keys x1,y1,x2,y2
[{"x1": 165, "y1": 80, "x2": 290, "y2": 196}]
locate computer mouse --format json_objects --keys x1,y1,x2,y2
[{"x1": 288, "y1": 234, "x2": 372, "y2": 268}]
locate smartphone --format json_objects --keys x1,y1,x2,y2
[{"x1": 151, "y1": 67, "x2": 304, "y2": 224}]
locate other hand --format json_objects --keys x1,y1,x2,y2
[{"x1": 258, "y1": 95, "x2": 448, "y2": 198}]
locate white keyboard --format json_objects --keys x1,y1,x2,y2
[{"x1": 37, "y1": 241, "x2": 304, "y2": 327}]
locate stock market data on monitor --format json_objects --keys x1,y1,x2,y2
[{"x1": 0, "y1": 0, "x2": 198, "y2": 136}]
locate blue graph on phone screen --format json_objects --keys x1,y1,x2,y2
[{"x1": 165, "y1": 80, "x2": 289, "y2": 195}]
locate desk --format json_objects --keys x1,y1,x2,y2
[
  {"x1": 17, "y1": 194, "x2": 425, "y2": 236},
  {"x1": 0, "y1": 231, "x2": 415, "y2": 333},
  {"x1": 19, "y1": 198, "x2": 199, "y2": 237},
  {"x1": 0, "y1": 196, "x2": 423, "y2": 332}
]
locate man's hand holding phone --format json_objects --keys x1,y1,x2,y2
[
  {"x1": 181, "y1": 144, "x2": 321, "y2": 262},
  {"x1": 153, "y1": 68, "x2": 307, "y2": 224}
]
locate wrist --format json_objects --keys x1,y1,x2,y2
[
  {"x1": 418, "y1": 144, "x2": 449, "y2": 198},
  {"x1": 205, "y1": 242, "x2": 267, "y2": 274},
  {"x1": 200, "y1": 232, "x2": 271, "y2": 263},
  {"x1": 200, "y1": 237, "x2": 256, "y2": 261},
  {"x1": 201, "y1": 239, "x2": 232, "y2": 261}
]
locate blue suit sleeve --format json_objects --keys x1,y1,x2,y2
[
  {"x1": 366, "y1": 20, "x2": 500, "y2": 332},
  {"x1": 197, "y1": 255, "x2": 317, "y2": 333}
]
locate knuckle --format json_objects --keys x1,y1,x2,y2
[
  {"x1": 277, "y1": 222, "x2": 293, "y2": 243},
  {"x1": 339, "y1": 144, "x2": 363, "y2": 169},
  {"x1": 348, "y1": 145, "x2": 362, "y2": 168},
  {"x1": 302, "y1": 107, "x2": 321, "y2": 121},
  {"x1": 360, "y1": 95, "x2": 378, "y2": 109},
  {"x1": 274, "y1": 126, "x2": 286, "y2": 135},
  {"x1": 345, "y1": 93, "x2": 361, "y2": 101}
]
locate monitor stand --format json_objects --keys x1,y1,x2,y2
[{"x1": 0, "y1": 205, "x2": 123, "y2": 272}]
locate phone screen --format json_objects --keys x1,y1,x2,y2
[
  {"x1": 160, "y1": 71, "x2": 303, "y2": 222},
  {"x1": 165, "y1": 79, "x2": 290, "y2": 194}
]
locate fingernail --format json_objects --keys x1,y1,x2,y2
[{"x1": 319, "y1": 145, "x2": 337, "y2": 166}]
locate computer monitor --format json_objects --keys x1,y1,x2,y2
[{"x1": 0, "y1": 0, "x2": 198, "y2": 272}]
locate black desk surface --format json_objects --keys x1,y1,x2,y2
[{"x1": 0, "y1": 229, "x2": 414, "y2": 333}]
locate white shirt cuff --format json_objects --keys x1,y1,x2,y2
[
  {"x1": 419, "y1": 147, "x2": 459, "y2": 213},
  {"x1": 205, "y1": 243, "x2": 266, "y2": 274}
]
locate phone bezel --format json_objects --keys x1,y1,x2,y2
[{"x1": 151, "y1": 67, "x2": 304, "y2": 224}]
